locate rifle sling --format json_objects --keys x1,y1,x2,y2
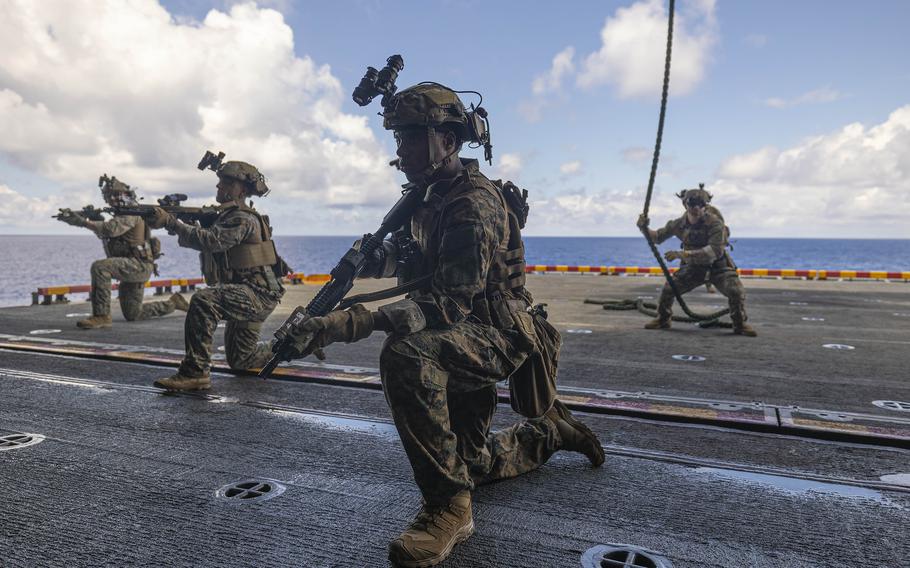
[{"x1": 338, "y1": 275, "x2": 432, "y2": 310}]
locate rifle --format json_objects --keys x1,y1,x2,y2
[
  {"x1": 259, "y1": 183, "x2": 426, "y2": 378},
  {"x1": 110, "y1": 193, "x2": 221, "y2": 228},
  {"x1": 52, "y1": 205, "x2": 106, "y2": 223}
]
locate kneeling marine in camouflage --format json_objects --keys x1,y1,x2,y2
[
  {"x1": 280, "y1": 81, "x2": 605, "y2": 567},
  {"x1": 149, "y1": 154, "x2": 289, "y2": 391},
  {"x1": 54, "y1": 175, "x2": 186, "y2": 329},
  {"x1": 638, "y1": 185, "x2": 756, "y2": 336}
]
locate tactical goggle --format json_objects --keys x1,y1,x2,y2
[{"x1": 684, "y1": 199, "x2": 706, "y2": 208}]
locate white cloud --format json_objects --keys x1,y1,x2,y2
[
  {"x1": 525, "y1": 107, "x2": 910, "y2": 238},
  {"x1": 763, "y1": 87, "x2": 844, "y2": 109},
  {"x1": 714, "y1": 105, "x2": 910, "y2": 237},
  {"x1": 0, "y1": 183, "x2": 94, "y2": 231},
  {"x1": 0, "y1": 0, "x2": 398, "y2": 233},
  {"x1": 519, "y1": 0, "x2": 717, "y2": 123},
  {"x1": 496, "y1": 153, "x2": 523, "y2": 178},
  {"x1": 577, "y1": 0, "x2": 717, "y2": 98},
  {"x1": 559, "y1": 160, "x2": 582, "y2": 175},
  {"x1": 527, "y1": 187, "x2": 679, "y2": 236},
  {"x1": 532, "y1": 47, "x2": 576, "y2": 95}
]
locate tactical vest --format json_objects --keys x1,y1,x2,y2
[
  {"x1": 104, "y1": 216, "x2": 155, "y2": 263},
  {"x1": 200, "y1": 204, "x2": 280, "y2": 289},
  {"x1": 407, "y1": 164, "x2": 529, "y2": 329},
  {"x1": 680, "y1": 212, "x2": 725, "y2": 251}
]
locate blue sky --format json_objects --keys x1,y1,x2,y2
[{"x1": 1, "y1": 0, "x2": 908, "y2": 236}]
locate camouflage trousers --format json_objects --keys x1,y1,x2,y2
[
  {"x1": 178, "y1": 283, "x2": 279, "y2": 377},
  {"x1": 380, "y1": 320, "x2": 561, "y2": 505},
  {"x1": 90, "y1": 257, "x2": 175, "y2": 321},
  {"x1": 657, "y1": 261, "x2": 748, "y2": 326}
]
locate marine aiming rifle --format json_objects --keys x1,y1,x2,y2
[
  {"x1": 259, "y1": 182, "x2": 427, "y2": 378},
  {"x1": 52, "y1": 205, "x2": 107, "y2": 223},
  {"x1": 110, "y1": 193, "x2": 221, "y2": 228}
]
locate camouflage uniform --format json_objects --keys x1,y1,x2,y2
[
  {"x1": 653, "y1": 210, "x2": 748, "y2": 327},
  {"x1": 375, "y1": 159, "x2": 562, "y2": 505},
  {"x1": 170, "y1": 203, "x2": 284, "y2": 376},
  {"x1": 84, "y1": 215, "x2": 175, "y2": 320}
]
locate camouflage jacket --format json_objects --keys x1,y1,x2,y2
[
  {"x1": 401, "y1": 159, "x2": 531, "y2": 329},
  {"x1": 172, "y1": 205, "x2": 259, "y2": 254},
  {"x1": 85, "y1": 215, "x2": 153, "y2": 262},
  {"x1": 172, "y1": 202, "x2": 283, "y2": 296},
  {"x1": 655, "y1": 212, "x2": 727, "y2": 266}
]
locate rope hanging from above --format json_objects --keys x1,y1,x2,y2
[{"x1": 592, "y1": 0, "x2": 730, "y2": 325}]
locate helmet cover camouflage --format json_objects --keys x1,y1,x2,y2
[
  {"x1": 99, "y1": 174, "x2": 138, "y2": 205},
  {"x1": 382, "y1": 83, "x2": 468, "y2": 136},
  {"x1": 677, "y1": 183, "x2": 712, "y2": 205},
  {"x1": 217, "y1": 161, "x2": 270, "y2": 197}
]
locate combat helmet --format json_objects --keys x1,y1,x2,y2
[
  {"x1": 197, "y1": 150, "x2": 269, "y2": 197},
  {"x1": 383, "y1": 83, "x2": 471, "y2": 136},
  {"x1": 99, "y1": 174, "x2": 138, "y2": 206},
  {"x1": 676, "y1": 183, "x2": 713, "y2": 207},
  {"x1": 382, "y1": 83, "x2": 492, "y2": 179}
]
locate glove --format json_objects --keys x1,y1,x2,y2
[
  {"x1": 282, "y1": 304, "x2": 374, "y2": 360},
  {"x1": 664, "y1": 250, "x2": 686, "y2": 262},
  {"x1": 636, "y1": 214, "x2": 649, "y2": 230},
  {"x1": 56, "y1": 210, "x2": 87, "y2": 227},
  {"x1": 147, "y1": 207, "x2": 176, "y2": 230}
]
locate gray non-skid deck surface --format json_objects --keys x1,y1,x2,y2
[
  {"x1": 4, "y1": 274, "x2": 909, "y2": 416},
  {"x1": 2, "y1": 351, "x2": 909, "y2": 567}
]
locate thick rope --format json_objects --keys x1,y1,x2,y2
[
  {"x1": 613, "y1": 0, "x2": 730, "y2": 323},
  {"x1": 584, "y1": 298, "x2": 731, "y2": 328}
]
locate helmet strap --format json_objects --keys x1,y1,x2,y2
[{"x1": 414, "y1": 126, "x2": 459, "y2": 183}]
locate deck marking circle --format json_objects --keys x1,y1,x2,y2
[
  {"x1": 801, "y1": 317, "x2": 825, "y2": 322},
  {"x1": 672, "y1": 354, "x2": 706, "y2": 362},
  {"x1": 216, "y1": 479, "x2": 286, "y2": 502},
  {"x1": 0, "y1": 433, "x2": 45, "y2": 451},
  {"x1": 822, "y1": 344, "x2": 855, "y2": 351},
  {"x1": 581, "y1": 544, "x2": 673, "y2": 568},
  {"x1": 566, "y1": 329, "x2": 593, "y2": 334},
  {"x1": 65, "y1": 313, "x2": 91, "y2": 318},
  {"x1": 29, "y1": 329, "x2": 61, "y2": 335},
  {"x1": 872, "y1": 400, "x2": 910, "y2": 413}
]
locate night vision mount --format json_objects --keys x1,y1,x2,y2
[
  {"x1": 351, "y1": 54, "x2": 494, "y2": 164},
  {"x1": 352, "y1": 54, "x2": 404, "y2": 108},
  {"x1": 98, "y1": 174, "x2": 127, "y2": 192},
  {"x1": 197, "y1": 150, "x2": 226, "y2": 173}
]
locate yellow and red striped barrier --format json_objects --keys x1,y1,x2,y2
[
  {"x1": 524, "y1": 265, "x2": 910, "y2": 282},
  {"x1": 287, "y1": 273, "x2": 331, "y2": 285},
  {"x1": 32, "y1": 266, "x2": 910, "y2": 306},
  {"x1": 33, "y1": 278, "x2": 206, "y2": 305},
  {"x1": 33, "y1": 273, "x2": 335, "y2": 305}
]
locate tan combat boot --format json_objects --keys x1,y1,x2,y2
[
  {"x1": 733, "y1": 323, "x2": 758, "y2": 337},
  {"x1": 643, "y1": 317, "x2": 671, "y2": 330},
  {"x1": 76, "y1": 315, "x2": 112, "y2": 329},
  {"x1": 154, "y1": 372, "x2": 211, "y2": 391},
  {"x1": 388, "y1": 490, "x2": 474, "y2": 568},
  {"x1": 169, "y1": 293, "x2": 190, "y2": 312},
  {"x1": 546, "y1": 399, "x2": 605, "y2": 467}
]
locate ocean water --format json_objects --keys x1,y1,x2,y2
[{"x1": 1, "y1": 234, "x2": 908, "y2": 307}]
